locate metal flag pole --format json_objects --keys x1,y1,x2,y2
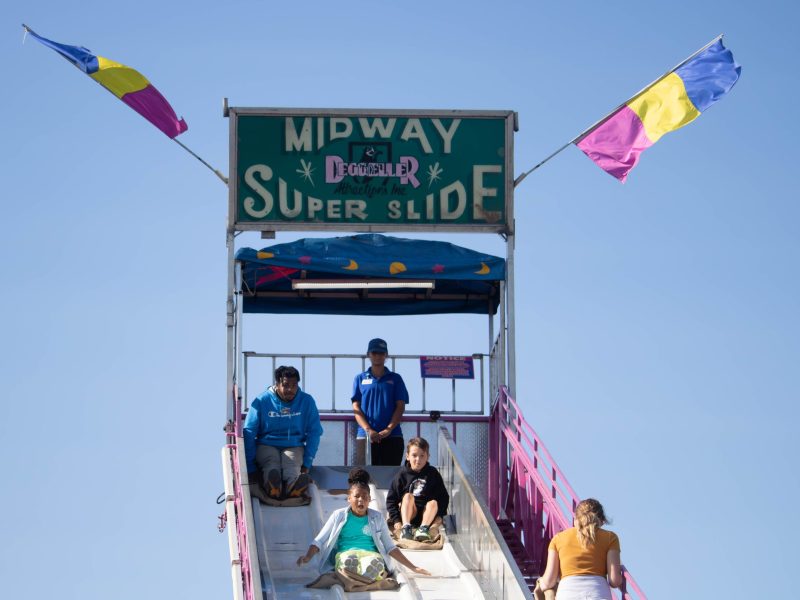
[
  {"x1": 22, "y1": 24, "x2": 229, "y2": 186},
  {"x1": 173, "y1": 138, "x2": 229, "y2": 185},
  {"x1": 513, "y1": 34, "x2": 724, "y2": 188}
]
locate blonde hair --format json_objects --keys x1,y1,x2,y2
[{"x1": 574, "y1": 498, "x2": 608, "y2": 549}]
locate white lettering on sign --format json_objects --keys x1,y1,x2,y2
[
  {"x1": 358, "y1": 117, "x2": 397, "y2": 138},
  {"x1": 472, "y1": 164, "x2": 502, "y2": 219},
  {"x1": 426, "y1": 193, "x2": 435, "y2": 219},
  {"x1": 285, "y1": 119, "x2": 312, "y2": 152},
  {"x1": 400, "y1": 119, "x2": 432, "y2": 153},
  {"x1": 327, "y1": 199, "x2": 342, "y2": 219},
  {"x1": 243, "y1": 164, "x2": 274, "y2": 218},
  {"x1": 345, "y1": 200, "x2": 368, "y2": 220},
  {"x1": 307, "y1": 196, "x2": 324, "y2": 219},
  {"x1": 242, "y1": 164, "x2": 500, "y2": 224},
  {"x1": 440, "y1": 181, "x2": 466, "y2": 220},
  {"x1": 283, "y1": 117, "x2": 461, "y2": 154},
  {"x1": 330, "y1": 118, "x2": 353, "y2": 141},
  {"x1": 431, "y1": 119, "x2": 461, "y2": 154},
  {"x1": 278, "y1": 179, "x2": 302, "y2": 218}
]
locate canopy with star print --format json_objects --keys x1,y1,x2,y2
[{"x1": 235, "y1": 234, "x2": 505, "y2": 315}]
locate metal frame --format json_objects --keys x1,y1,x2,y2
[{"x1": 241, "y1": 351, "x2": 487, "y2": 415}]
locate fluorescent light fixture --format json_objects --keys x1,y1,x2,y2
[{"x1": 292, "y1": 279, "x2": 435, "y2": 290}]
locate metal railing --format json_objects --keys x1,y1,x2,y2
[
  {"x1": 437, "y1": 426, "x2": 532, "y2": 600},
  {"x1": 242, "y1": 351, "x2": 487, "y2": 414},
  {"x1": 221, "y1": 386, "x2": 260, "y2": 600},
  {"x1": 489, "y1": 387, "x2": 647, "y2": 600}
]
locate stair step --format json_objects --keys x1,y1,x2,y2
[{"x1": 495, "y1": 517, "x2": 542, "y2": 585}]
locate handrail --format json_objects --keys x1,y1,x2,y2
[
  {"x1": 224, "y1": 385, "x2": 257, "y2": 600},
  {"x1": 489, "y1": 386, "x2": 647, "y2": 600},
  {"x1": 502, "y1": 392, "x2": 580, "y2": 522},
  {"x1": 437, "y1": 427, "x2": 533, "y2": 599},
  {"x1": 242, "y1": 351, "x2": 487, "y2": 415}
]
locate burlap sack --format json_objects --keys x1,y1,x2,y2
[
  {"x1": 246, "y1": 472, "x2": 311, "y2": 506},
  {"x1": 390, "y1": 520, "x2": 444, "y2": 550},
  {"x1": 305, "y1": 570, "x2": 400, "y2": 592}
]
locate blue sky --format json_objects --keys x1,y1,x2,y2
[{"x1": 2, "y1": 1, "x2": 797, "y2": 598}]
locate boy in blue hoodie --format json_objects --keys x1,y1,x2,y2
[{"x1": 244, "y1": 366, "x2": 323, "y2": 499}]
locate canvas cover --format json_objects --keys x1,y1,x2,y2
[{"x1": 236, "y1": 234, "x2": 505, "y2": 315}]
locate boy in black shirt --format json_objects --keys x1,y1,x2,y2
[{"x1": 385, "y1": 437, "x2": 449, "y2": 541}]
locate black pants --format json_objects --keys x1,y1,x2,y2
[{"x1": 357, "y1": 436, "x2": 405, "y2": 465}]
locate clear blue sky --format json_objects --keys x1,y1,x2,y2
[{"x1": 2, "y1": 1, "x2": 797, "y2": 598}]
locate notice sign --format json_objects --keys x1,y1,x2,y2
[
  {"x1": 229, "y1": 108, "x2": 514, "y2": 233},
  {"x1": 420, "y1": 356, "x2": 475, "y2": 380}
]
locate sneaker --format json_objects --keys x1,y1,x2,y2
[
  {"x1": 288, "y1": 473, "x2": 310, "y2": 498},
  {"x1": 400, "y1": 524, "x2": 414, "y2": 540},
  {"x1": 363, "y1": 557, "x2": 385, "y2": 581},
  {"x1": 342, "y1": 554, "x2": 359, "y2": 573},
  {"x1": 414, "y1": 525, "x2": 431, "y2": 541},
  {"x1": 266, "y1": 469, "x2": 282, "y2": 499}
]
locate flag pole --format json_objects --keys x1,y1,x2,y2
[
  {"x1": 22, "y1": 24, "x2": 228, "y2": 186},
  {"x1": 514, "y1": 34, "x2": 724, "y2": 188},
  {"x1": 173, "y1": 138, "x2": 229, "y2": 184}
]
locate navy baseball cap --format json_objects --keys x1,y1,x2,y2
[{"x1": 367, "y1": 338, "x2": 388, "y2": 353}]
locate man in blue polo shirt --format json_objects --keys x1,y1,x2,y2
[{"x1": 351, "y1": 338, "x2": 409, "y2": 465}]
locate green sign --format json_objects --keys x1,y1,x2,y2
[{"x1": 229, "y1": 109, "x2": 515, "y2": 232}]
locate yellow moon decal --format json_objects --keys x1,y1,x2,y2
[
  {"x1": 389, "y1": 262, "x2": 407, "y2": 275},
  {"x1": 256, "y1": 251, "x2": 274, "y2": 259},
  {"x1": 475, "y1": 262, "x2": 490, "y2": 275},
  {"x1": 343, "y1": 259, "x2": 359, "y2": 270}
]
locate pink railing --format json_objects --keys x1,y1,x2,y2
[
  {"x1": 489, "y1": 387, "x2": 647, "y2": 600},
  {"x1": 225, "y1": 386, "x2": 256, "y2": 600}
]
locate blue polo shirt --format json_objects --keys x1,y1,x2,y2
[{"x1": 351, "y1": 367, "x2": 409, "y2": 438}]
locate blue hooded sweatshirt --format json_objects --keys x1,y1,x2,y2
[{"x1": 243, "y1": 386, "x2": 323, "y2": 472}]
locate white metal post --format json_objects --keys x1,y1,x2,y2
[
  {"x1": 499, "y1": 281, "x2": 506, "y2": 390},
  {"x1": 226, "y1": 230, "x2": 236, "y2": 422},
  {"x1": 235, "y1": 261, "x2": 243, "y2": 412},
  {"x1": 505, "y1": 231, "x2": 517, "y2": 396}
]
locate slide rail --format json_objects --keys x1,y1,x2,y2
[
  {"x1": 222, "y1": 386, "x2": 259, "y2": 600},
  {"x1": 437, "y1": 427, "x2": 533, "y2": 599}
]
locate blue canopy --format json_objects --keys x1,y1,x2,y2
[{"x1": 236, "y1": 234, "x2": 505, "y2": 316}]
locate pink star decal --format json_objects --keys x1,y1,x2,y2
[
  {"x1": 298, "y1": 256, "x2": 312, "y2": 265},
  {"x1": 432, "y1": 264, "x2": 445, "y2": 273},
  {"x1": 256, "y1": 266, "x2": 299, "y2": 286}
]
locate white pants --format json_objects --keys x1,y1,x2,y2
[
  {"x1": 255, "y1": 445, "x2": 303, "y2": 488},
  {"x1": 555, "y1": 575, "x2": 612, "y2": 600}
]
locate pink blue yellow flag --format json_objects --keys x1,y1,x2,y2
[
  {"x1": 23, "y1": 25, "x2": 188, "y2": 139},
  {"x1": 576, "y1": 39, "x2": 740, "y2": 182}
]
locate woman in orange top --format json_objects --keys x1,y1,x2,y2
[{"x1": 538, "y1": 498, "x2": 622, "y2": 600}]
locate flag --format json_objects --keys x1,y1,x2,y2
[
  {"x1": 576, "y1": 39, "x2": 740, "y2": 182},
  {"x1": 24, "y1": 25, "x2": 188, "y2": 139}
]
